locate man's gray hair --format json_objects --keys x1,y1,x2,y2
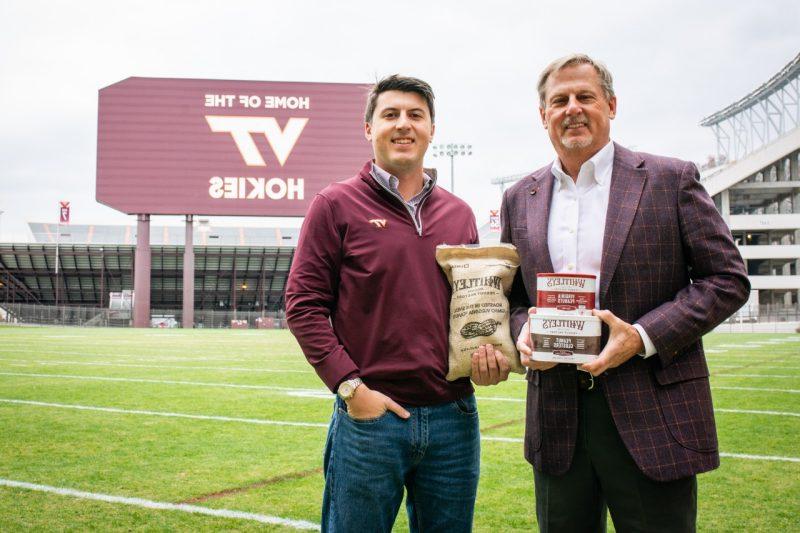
[{"x1": 537, "y1": 54, "x2": 615, "y2": 107}]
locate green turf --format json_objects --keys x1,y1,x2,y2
[{"x1": 0, "y1": 327, "x2": 798, "y2": 531}]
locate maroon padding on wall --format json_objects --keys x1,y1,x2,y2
[{"x1": 97, "y1": 77, "x2": 373, "y2": 216}]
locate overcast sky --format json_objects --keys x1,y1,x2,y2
[{"x1": 1, "y1": 0, "x2": 798, "y2": 241}]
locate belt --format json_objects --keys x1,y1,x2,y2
[{"x1": 577, "y1": 370, "x2": 596, "y2": 391}]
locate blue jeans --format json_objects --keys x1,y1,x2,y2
[{"x1": 321, "y1": 395, "x2": 480, "y2": 532}]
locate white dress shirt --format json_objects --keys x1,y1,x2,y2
[{"x1": 547, "y1": 141, "x2": 656, "y2": 357}]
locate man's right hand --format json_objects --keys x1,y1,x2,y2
[
  {"x1": 345, "y1": 384, "x2": 411, "y2": 420},
  {"x1": 517, "y1": 316, "x2": 558, "y2": 371}
]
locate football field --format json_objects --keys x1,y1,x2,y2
[{"x1": 1, "y1": 326, "x2": 798, "y2": 531}]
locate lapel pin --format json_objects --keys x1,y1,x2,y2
[{"x1": 530, "y1": 188, "x2": 538, "y2": 196}]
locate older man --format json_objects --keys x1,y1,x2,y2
[{"x1": 501, "y1": 54, "x2": 749, "y2": 531}]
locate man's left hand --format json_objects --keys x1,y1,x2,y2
[
  {"x1": 471, "y1": 344, "x2": 511, "y2": 386},
  {"x1": 580, "y1": 309, "x2": 644, "y2": 376}
]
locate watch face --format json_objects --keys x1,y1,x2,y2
[{"x1": 340, "y1": 382, "x2": 353, "y2": 398}]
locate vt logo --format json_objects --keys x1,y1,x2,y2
[
  {"x1": 205, "y1": 116, "x2": 309, "y2": 167},
  {"x1": 369, "y1": 219, "x2": 387, "y2": 228}
]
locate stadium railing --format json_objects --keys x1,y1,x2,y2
[
  {"x1": 0, "y1": 303, "x2": 287, "y2": 329},
  {"x1": 1, "y1": 303, "x2": 796, "y2": 332}
]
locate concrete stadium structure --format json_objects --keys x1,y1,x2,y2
[
  {"x1": 0, "y1": 223, "x2": 297, "y2": 326},
  {"x1": 700, "y1": 53, "x2": 800, "y2": 313}
]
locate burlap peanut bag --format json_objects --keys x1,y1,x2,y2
[{"x1": 436, "y1": 244, "x2": 524, "y2": 380}]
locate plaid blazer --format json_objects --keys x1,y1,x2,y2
[{"x1": 501, "y1": 143, "x2": 750, "y2": 482}]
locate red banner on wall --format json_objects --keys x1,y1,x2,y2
[
  {"x1": 59, "y1": 201, "x2": 70, "y2": 224},
  {"x1": 489, "y1": 210, "x2": 500, "y2": 232}
]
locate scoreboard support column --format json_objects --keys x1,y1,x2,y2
[
  {"x1": 183, "y1": 215, "x2": 195, "y2": 329},
  {"x1": 133, "y1": 214, "x2": 151, "y2": 328}
]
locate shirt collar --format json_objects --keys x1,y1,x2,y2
[
  {"x1": 551, "y1": 141, "x2": 615, "y2": 188},
  {"x1": 370, "y1": 162, "x2": 432, "y2": 194}
]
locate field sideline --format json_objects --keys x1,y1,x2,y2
[{"x1": 1, "y1": 326, "x2": 798, "y2": 531}]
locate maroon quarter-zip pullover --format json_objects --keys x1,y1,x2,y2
[{"x1": 285, "y1": 161, "x2": 478, "y2": 405}]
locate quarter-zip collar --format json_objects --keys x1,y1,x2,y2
[
  {"x1": 358, "y1": 160, "x2": 437, "y2": 236},
  {"x1": 370, "y1": 162, "x2": 433, "y2": 206}
]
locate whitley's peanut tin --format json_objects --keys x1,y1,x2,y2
[
  {"x1": 529, "y1": 308, "x2": 601, "y2": 364},
  {"x1": 536, "y1": 273, "x2": 596, "y2": 312}
]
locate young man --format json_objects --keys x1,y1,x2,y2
[
  {"x1": 501, "y1": 55, "x2": 749, "y2": 532},
  {"x1": 285, "y1": 75, "x2": 509, "y2": 532}
]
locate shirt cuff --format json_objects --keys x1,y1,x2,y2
[
  {"x1": 633, "y1": 323, "x2": 657, "y2": 358},
  {"x1": 335, "y1": 371, "x2": 360, "y2": 392}
]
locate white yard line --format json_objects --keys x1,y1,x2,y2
[
  {"x1": 714, "y1": 373, "x2": 798, "y2": 379},
  {"x1": 142, "y1": 333, "x2": 194, "y2": 337},
  {"x1": 0, "y1": 347, "x2": 305, "y2": 364},
  {"x1": 706, "y1": 356, "x2": 795, "y2": 361},
  {"x1": 708, "y1": 344, "x2": 799, "y2": 351},
  {"x1": 0, "y1": 399, "x2": 328, "y2": 427},
  {"x1": 709, "y1": 361, "x2": 800, "y2": 368},
  {"x1": 481, "y1": 436, "x2": 523, "y2": 443},
  {"x1": 713, "y1": 386, "x2": 800, "y2": 393},
  {"x1": 1, "y1": 396, "x2": 517, "y2": 443},
  {"x1": 1, "y1": 396, "x2": 521, "y2": 437},
  {"x1": 476, "y1": 396, "x2": 525, "y2": 402},
  {"x1": 481, "y1": 438, "x2": 800, "y2": 463},
  {"x1": 704, "y1": 349, "x2": 728, "y2": 353},
  {"x1": 0, "y1": 478, "x2": 320, "y2": 530},
  {"x1": 0, "y1": 372, "x2": 327, "y2": 394},
  {"x1": 705, "y1": 354, "x2": 778, "y2": 358},
  {"x1": 706, "y1": 350, "x2": 799, "y2": 356},
  {"x1": 286, "y1": 391, "x2": 335, "y2": 400},
  {"x1": 0, "y1": 359, "x2": 310, "y2": 374},
  {"x1": 0, "y1": 339, "x2": 279, "y2": 347},
  {"x1": 716, "y1": 408, "x2": 800, "y2": 418},
  {"x1": 715, "y1": 344, "x2": 754, "y2": 349},
  {"x1": 0, "y1": 348, "x2": 308, "y2": 365},
  {"x1": 719, "y1": 453, "x2": 800, "y2": 463},
  {"x1": 0, "y1": 371, "x2": 521, "y2": 401},
  {"x1": 4, "y1": 397, "x2": 797, "y2": 463}
]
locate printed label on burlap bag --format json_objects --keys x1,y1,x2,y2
[{"x1": 436, "y1": 244, "x2": 523, "y2": 380}]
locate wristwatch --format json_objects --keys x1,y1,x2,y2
[{"x1": 337, "y1": 377, "x2": 363, "y2": 400}]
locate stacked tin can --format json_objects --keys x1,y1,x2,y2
[{"x1": 529, "y1": 273, "x2": 602, "y2": 364}]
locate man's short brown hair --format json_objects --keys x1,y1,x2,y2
[
  {"x1": 537, "y1": 54, "x2": 615, "y2": 107},
  {"x1": 364, "y1": 74, "x2": 435, "y2": 123}
]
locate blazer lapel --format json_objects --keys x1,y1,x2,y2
[
  {"x1": 599, "y1": 144, "x2": 646, "y2": 304},
  {"x1": 526, "y1": 166, "x2": 555, "y2": 275}
]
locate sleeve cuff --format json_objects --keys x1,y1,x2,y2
[
  {"x1": 313, "y1": 346, "x2": 361, "y2": 393},
  {"x1": 633, "y1": 323, "x2": 657, "y2": 358}
]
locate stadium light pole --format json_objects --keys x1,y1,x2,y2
[
  {"x1": 98, "y1": 247, "x2": 105, "y2": 309},
  {"x1": 431, "y1": 143, "x2": 472, "y2": 193},
  {"x1": 55, "y1": 218, "x2": 61, "y2": 309},
  {"x1": 0, "y1": 210, "x2": 4, "y2": 309}
]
